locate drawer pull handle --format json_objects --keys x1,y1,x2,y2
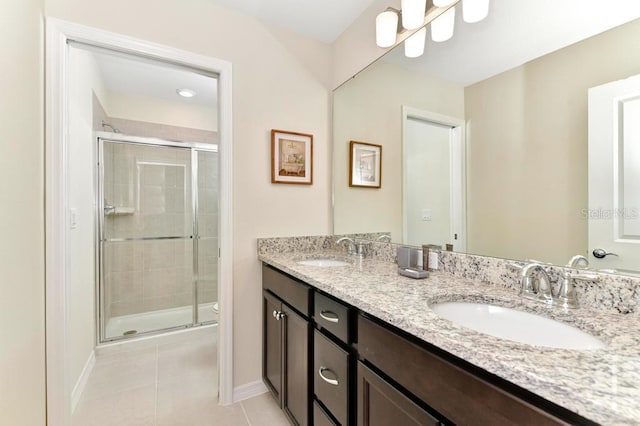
[
  {"x1": 318, "y1": 367, "x2": 339, "y2": 386},
  {"x1": 319, "y1": 310, "x2": 340, "y2": 323}
]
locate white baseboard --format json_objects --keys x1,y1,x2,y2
[
  {"x1": 71, "y1": 350, "x2": 95, "y2": 413},
  {"x1": 233, "y1": 380, "x2": 268, "y2": 403}
]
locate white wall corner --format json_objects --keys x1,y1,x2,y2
[
  {"x1": 232, "y1": 380, "x2": 268, "y2": 403},
  {"x1": 71, "y1": 349, "x2": 95, "y2": 413}
]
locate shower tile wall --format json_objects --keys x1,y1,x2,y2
[
  {"x1": 102, "y1": 142, "x2": 210, "y2": 320},
  {"x1": 197, "y1": 151, "x2": 219, "y2": 306}
]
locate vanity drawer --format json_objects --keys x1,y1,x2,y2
[
  {"x1": 313, "y1": 400, "x2": 337, "y2": 426},
  {"x1": 262, "y1": 264, "x2": 310, "y2": 316},
  {"x1": 314, "y1": 292, "x2": 350, "y2": 344},
  {"x1": 314, "y1": 329, "x2": 349, "y2": 425},
  {"x1": 357, "y1": 314, "x2": 568, "y2": 426}
]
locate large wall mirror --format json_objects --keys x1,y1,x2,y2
[{"x1": 333, "y1": 0, "x2": 640, "y2": 273}]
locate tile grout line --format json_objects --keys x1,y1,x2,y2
[{"x1": 240, "y1": 401, "x2": 253, "y2": 426}]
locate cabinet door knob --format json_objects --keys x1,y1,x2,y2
[
  {"x1": 318, "y1": 367, "x2": 339, "y2": 386},
  {"x1": 319, "y1": 310, "x2": 340, "y2": 323},
  {"x1": 272, "y1": 310, "x2": 278, "y2": 318}
]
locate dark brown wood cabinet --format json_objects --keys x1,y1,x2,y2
[
  {"x1": 357, "y1": 362, "x2": 439, "y2": 426},
  {"x1": 262, "y1": 263, "x2": 595, "y2": 426},
  {"x1": 262, "y1": 265, "x2": 311, "y2": 426}
]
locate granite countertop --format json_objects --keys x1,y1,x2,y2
[{"x1": 259, "y1": 249, "x2": 640, "y2": 425}]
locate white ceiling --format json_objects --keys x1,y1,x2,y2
[
  {"x1": 382, "y1": 0, "x2": 640, "y2": 86},
  {"x1": 207, "y1": 0, "x2": 377, "y2": 43},
  {"x1": 92, "y1": 49, "x2": 218, "y2": 107},
  {"x1": 87, "y1": 0, "x2": 640, "y2": 100}
]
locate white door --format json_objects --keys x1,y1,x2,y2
[
  {"x1": 402, "y1": 107, "x2": 466, "y2": 251},
  {"x1": 588, "y1": 74, "x2": 640, "y2": 273}
]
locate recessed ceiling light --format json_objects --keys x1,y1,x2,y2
[{"x1": 176, "y1": 88, "x2": 196, "y2": 98}]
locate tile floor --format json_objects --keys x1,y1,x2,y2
[{"x1": 73, "y1": 326, "x2": 289, "y2": 426}]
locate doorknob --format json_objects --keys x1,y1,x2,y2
[{"x1": 592, "y1": 248, "x2": 619, "y2": 259}]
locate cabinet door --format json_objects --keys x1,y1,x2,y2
[
  {"x1": 263, "y1": 291, "x2": 283, "y2": 404},
  {"x1": 283, "y1": 304, "x2": 310, "y2": 426},
  {"x1": 357, "y1": 362, "x2": 440, "y2": 426}
]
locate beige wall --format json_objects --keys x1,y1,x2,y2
[
  {"x1": 45, "y1": 0, "x2": 333, "y2": 389},
  {"x1": 333, "y1": 60, "x2": 464, "y2": 240},
  {"x1": 0, "y1": 0, "x2": 46, "y2": 424},
  {"x1": 465, "y1": 18, "x2": 640, "y2": 265}
]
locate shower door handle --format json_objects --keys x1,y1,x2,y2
[{"x1": 104, "y1": 204, "x2": 116, "y2": 215}]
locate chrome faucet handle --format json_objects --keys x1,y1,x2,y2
[
  {"x1": 566, "y1": 255, "x2": 589, "y2": 269},
  {"x1": 556, "y1": 271, "x2": 599, "y2": 309},
  {"x1": 520, "y1": 263, "x2": 554, "y2": 304},
  {"x1": 336, "y1": 236, "x2": 357, "y2": 256}
]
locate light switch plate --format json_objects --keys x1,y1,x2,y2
[{"x1": 421, "y1": 209, "x2": 432, "y2": 221}]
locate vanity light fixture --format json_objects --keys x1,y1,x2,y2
[
  {"x1": 431, "y1": 7, "x2": 455, "y2": 42},
  {"x1": 176, "y1": 88, "x2": 196, "y2": 98},
  {"x1": 376, "y1": 8, "x2": 399, "y2": 48},
  {"x1": 401, "y1": 0, "x2": 427, "y2": 30},
  {"x1": 404, "y1": 27, "x2": 427, "y2": 58},
  {"x1": 376, "y1": 0, "x2": 490, "y2": 58},
  {"x1": 463, "y1": 0, "x2": 490, "y2": 23}
]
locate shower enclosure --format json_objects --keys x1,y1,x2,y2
[{"x1": 97, "y1": 135, "x2": 218, "y2": 342}]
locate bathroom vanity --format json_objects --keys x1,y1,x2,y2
[{"x1": 258, "y1": 237, "x2": 640, "y2": 425}]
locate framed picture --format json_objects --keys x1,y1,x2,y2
[
  {"x1": 350, "y1": 141, "x2": 382, "y2": 188},
  {"x1": 271, "y1": 129, "x2": 313, "y2": 185}
]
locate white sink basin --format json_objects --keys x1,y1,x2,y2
[
  {"x1": 430, "y1": 302, "x2": 605, "y2": 350},
  {"x1": 297, "y1": 258, "x2": 350, "y2": 267}
]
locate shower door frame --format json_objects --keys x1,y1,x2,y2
[{"x1": 97, "y1": 134, "x2": 218, "y2": 343}]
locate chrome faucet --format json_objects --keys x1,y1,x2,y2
[
  {"x1": 557, "y1": 255, "x2": 598, "y2": 308},
  {"x1": 376, "y1": 234, "x2": 392, "y2": 242},
  {"x1": 566, "y1": 255, "x2": 589, "y2": 269},
  {"x1": 336, "y1": 237, "x2": 357, "y2": 256},
  {"x1": 520, "y1": 263, "x2": 554, "y2": 304}
]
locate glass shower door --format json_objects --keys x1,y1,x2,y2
[{"x1": 100, "y1": 140, "x2": 195, "y2": 340}]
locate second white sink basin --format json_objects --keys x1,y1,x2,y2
[
  {"x1": 297, "y1": 258, "x2": 350, "y2": 267},
  {"x1": 430, "y1": 302, "x2": 605, "y2": 350}
]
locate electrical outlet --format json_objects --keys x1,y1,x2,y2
[{"x1": 421, "y1": 209, "x2": 432, "y2": 221}]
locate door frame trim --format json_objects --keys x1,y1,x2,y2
[
  {"x1": 45, "y1": 18, "x2": 234, "y2": 425},
  {"x1": 401, "y1": 106, "x2": 467, "y2": 251}
]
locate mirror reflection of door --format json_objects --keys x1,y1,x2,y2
[
  {"x1": 402, "y1": 108, "x2": 466, "y2": 251},
  {"x1": 589, "y1": 74, "x2": 640, "y2": 273}
]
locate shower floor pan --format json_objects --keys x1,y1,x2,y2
[{"x1": 105, "y1": 302, "x2": 218, "y2": 339}]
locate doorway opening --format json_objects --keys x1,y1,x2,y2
[
  {"x1": 401, "y1": 106, "x2": 466, "y2": 251},
  {"x1": 46, "y1": 19, "x2": 234, "y2": 424}
]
